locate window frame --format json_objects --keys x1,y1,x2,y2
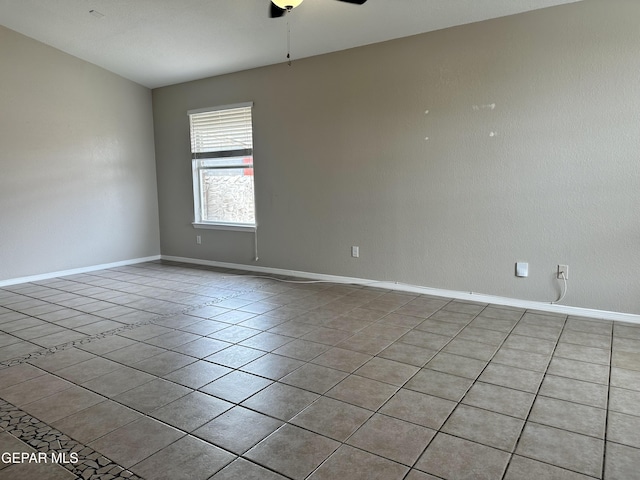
[{"x1": 188, "y1": 102, "x2": 257, "y2": 231}]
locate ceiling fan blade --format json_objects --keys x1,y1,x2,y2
[
  {"x1": 334, "y1": 0, "x2": 368, "y2": 4},
  {"x1": 270, "y1": 2, "x2": 286, "y2": 18}
]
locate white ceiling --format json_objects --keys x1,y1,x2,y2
[{"x1": 1, "y1": 0, "x2": 582, "y2": 89}]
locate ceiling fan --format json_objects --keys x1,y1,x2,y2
[{"x1": 270, "y1": 0, "x2": 368, "y2": 18}]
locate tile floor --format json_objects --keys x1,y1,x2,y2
[{"x1": 0, "y1": 261, "x2": 638, "y2": 479}]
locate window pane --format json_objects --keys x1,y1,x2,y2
[{"x1": 200, "y1": 167, "x2": 255, "y2": 224}]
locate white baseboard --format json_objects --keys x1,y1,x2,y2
[
  {"x1": 0, "y1": 255, "x2": 162, "y2": 288},
  {"x1": 162, "y1": 255, "x2": 640, "y2": 325}
]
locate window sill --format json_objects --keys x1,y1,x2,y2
[{"x1": 192, "y1": 222, "x2": 256, "y2": 232}]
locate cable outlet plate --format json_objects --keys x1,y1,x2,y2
[
  {"x1": 515, "y1": 262, "x2": 528, "y2": 277},
  {"x1": 557, "y1": 264, "x2": 568, "y2": 279}
]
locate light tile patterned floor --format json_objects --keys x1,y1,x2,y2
[{"x1": 0, "y1": 261, "x2": 638, "y2": 479}]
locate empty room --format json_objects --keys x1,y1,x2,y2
[{"x1": 1, "y1": 0, "x2": 639, "y2": 479}]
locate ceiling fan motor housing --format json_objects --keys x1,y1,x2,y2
[
  {"x1": 272, "y1": 0, "x2": 303, "y2": 10},
  {"x1": 269, "y1": 0, "x2": 367, "y2": 18}
]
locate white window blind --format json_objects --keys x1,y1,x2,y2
[
  {"x1": 188, "y1": 102, "x2": 256, "y2": 228},
  {"x1": 189, "y1": 104, "x2": 253, "y2": 159}
]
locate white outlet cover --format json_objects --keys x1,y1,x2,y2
[
  {"x1": 516, "y1": 262, "x2": 528, "y2": 277},
  {"x1": 558, "y1": 265, "x2": 569, "y2": 279}
]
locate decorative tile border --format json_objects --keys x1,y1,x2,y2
[
  {"x1": 0, "y1": 398, "x2": 143, "y2": 480},
  {"x1": 0, "y1": 285, "x2": 265, "y2": 368},
  {"x1": 0, "y1": 271, "x2": 266, "y2": 478},
  {"x1": 0, "y1": 268, "x2": 288, "y2": 478},
  {"x1": 0, "y1": 267, "x2": 308, "y2": 478}
]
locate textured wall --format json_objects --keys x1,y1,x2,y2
[
  {"x1": 153, "y1": 0, "x2": 640, "y2": 314},
  {"x1": 0, "y1": 26, "x2": 160, "y2": 280}
]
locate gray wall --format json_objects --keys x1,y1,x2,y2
[
  {"x1": 0, "y1": 27, "x2": 160, "y2": 281},
  {"x1": 153, "y1": 0, "x2": 640, "y2": 315}
]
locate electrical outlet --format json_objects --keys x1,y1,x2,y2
[
  {"x1": 196, "y1": 235, "x2": 201, "y2": 245},
  {"x1": 351, "y1": 246, "x2": 359, "y2": 258},
  {"x1": 557, "y1": 265, "x2": 568, "y2": 279}
]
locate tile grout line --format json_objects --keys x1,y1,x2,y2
[
  {"x1": 0, "y1": 289, "x2": 322, "y2": 478},
  {"x1": 5, "y1": 296, "x2": 609, "y2": 477},
  {"x1": 334, "y1": 298, "x2": 474, "y2": 449},
  {"x1": 12, "y1": 362, "x2": 275, "y2": 479},
  {"x1": 0, "y1": 264, "x2": 266, "y2": 326},
  {"x1": 397, "y1": 303, "x2": 492, "y2": 480},
  {"x1": 1, "y1": 264, "x2": 634, "y2": 479},
  {"x1": 172, "y1": 298, "x2": 468, "y2": 478},
  {"x1": 0, "y1": 269, "x2": 406, "y2": 479},
  {"x1": 229, "y1": 303, "x2": 604, "y2": 478},
  {"x1": 0, "y1": 278, "x2": 291, "y2": 477},
  {"x1": 500, "y1": 313, "x2": 606, "y2": 480},
  {"x1": 0, "y1": 284, "x2": 271, "y2": 368},
  {"x1": 0, "y1": 397, "x2": 144, "y2": 480},
  {"x1": 601, "y1": 321, "x2": 615, "y2": 479},
  {"x1": 498, "y1": 313, "x2": 568, "y2": 479},
  {"x1": 403, "y1": 304, "x2": 526, "y2": 479},
  {"x1": 276, "y1": 302, "x2": 515, "y2": 478}
]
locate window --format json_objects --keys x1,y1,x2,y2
[{"x1": 188, "y1": 103, "x2": 255, "y2": 229}]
